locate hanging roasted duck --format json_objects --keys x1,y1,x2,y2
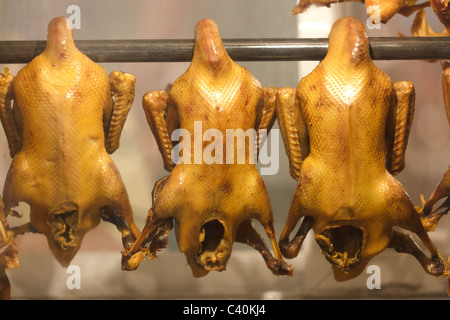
[
  {"x1": 276, "y1": 16, "x2": 444, "y2": 281},
  {"x1": 410, "y1": 0, "x2": 450, "y2": 295},
  {"x1": 419, "y1": 1, "x2": 449, "y2": 224},
  {"x1": 0, "y1": 17, "x2": 140, "y2": 284},
  {"x1": 293, "y1": 0, "x2": 430, "y2": 24},
  {"x1": 122, "y1": 18, "x2": 292, "y2": 278},
  {"x1": 405, "y1": 0, "x2": 449, "y2": 223},
  {"x1": 421, "y1": 49, "x2": 450, "y2": 296}
]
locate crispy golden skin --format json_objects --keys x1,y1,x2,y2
[
  {"x1": 0, "y1": 17, "x2": 140, "y2": 269},
  {"x1": 409, "y1": 2, "x2": 449, "y2": 220},
  {"x1": 415, "y1": 0, "x2": 450, "y2": 294},
  {"x1": 122, "y1": 18, "x2": 292, "y2": 277},
  {"x1": 421, "y1": 65, "x2": 450, "y2": 298},
  {"x1": 421, "y1": 67, "x2": 450, "y2": 298},
  {"x1": 293, "y1": 0, "x2": 430, "y2": 24},
  {"x1": 277, "y1": 17, "x2": 443, "y2": 281},
  {"x1": 422, "y1": 68, "x2": 450, "y2": 220}
]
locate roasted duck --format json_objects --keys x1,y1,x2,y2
[
  {"x1": 293, "y1": 0, "x2": 430, "y2": 24},
  {"x1": 413, "y1": 0, "x2": 450, "y2": 295},
  {"x1": 421, "y1": 73, "x2": 450, "y2": 219},
  {"x1": 406, "y1": 1, "x2": 449, "y2": 224},
  {"x1": 122, "y1": 18, "x2": 292, "y2": 277},
  {"x1": 410, "y1": 0, "x2": 449, "y2": 220},
  {"x1": 277, "y1": 16, "x2": 444, "y2": 281},
  {"x1": 0, "y1": 17, "x2": 140, "y2": 280},
  {"x1": 421, "y1": 63, "x2": 450, "y2": 295}
]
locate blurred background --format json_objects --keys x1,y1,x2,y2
[{"x1": 0, "y1": 0, "x2": 448, "y2": 299}]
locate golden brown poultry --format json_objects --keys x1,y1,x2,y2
[
  {"x1": 421, "y1": 73, "x2": 450, "y2": 221},
  {"x1": 122, "y1": 18, "x2": 292, "y2": 278},
  {"x1": 408, "y1": 1, "x2": 449, "y2": 219},
  {"x1": 421, "y1": 65, "x2": 450, "y2": 295},
  {"x1": 293, "y1": 0, "x2": 430, "y2": 24},
  {"x1": 413, "y1": 0, "x2": 450, "y2": 295},
  {"x1": 0, "y1": 17, "x2": 140, "y2": 273},
  {"x1": 276, "y1": 16, "x2": 444, "y2": 281}
]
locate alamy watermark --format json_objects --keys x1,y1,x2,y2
[
  {"x1": 66, "y1": 264, "x2": 81, "y2": 290},
  {"x1": 366, "y1": 265, "x2": 382, "y2": 289},
  {"x1": 171, "y1": 121, "x2": 279, "y2": 176},
  {"x1": 66, "y1": 5, "x2": 81, "y2": 29}
]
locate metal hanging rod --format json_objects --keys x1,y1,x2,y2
[{"x1": 0, "y1": 37, "x2": 448, "y2": 64}]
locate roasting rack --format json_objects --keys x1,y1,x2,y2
[{"x1": 0, "y1": 37, "x2": 449, "y2": 63}]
